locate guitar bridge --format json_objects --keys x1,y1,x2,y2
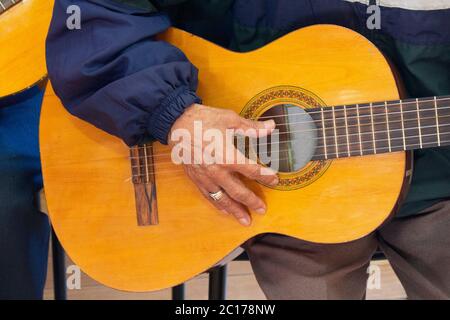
[{"x1": 130, "y1": 144, "x2": 159, "y2": 226}]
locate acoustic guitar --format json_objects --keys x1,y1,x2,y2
[
  {"x1": 40, "y1": 25, "x2": 450, "y2": 292},
  {"x1": 0, "y1": 0, "x2": 54, "y2": 98}
]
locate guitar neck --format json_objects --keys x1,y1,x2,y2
[
  {"x1": 309, "y1": 96, "x2": 450, "y2": 160},
  {"x1": 0, "y1": 0, "x2": 21, "y2": 14}
]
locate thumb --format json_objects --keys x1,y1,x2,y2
[{"x1": 237, "y1": 118, "x2": 276, "y2": 138}]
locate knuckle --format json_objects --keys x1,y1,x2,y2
[
  {"x1": 187, "y1": 171, "x2": 200, "y2": 184},
  {"x1": 217, "y1": 195, "x2": 231, "y2": 206},
  {"x1": 230, "y1": 188, "x2": 250, "y2": 202},
  {"x1": 225, "y1": 109, "x2": 237, "y2": 117},
  {"x1": 191, "y1": 164, "x2": 204, "y2": 174},
  {"x1": 215, "y1": 196, "x2": 235, "y2": 212},
  {"x1": 246, "y1": 165, "x2": 261, "y2": 179},
  {"x1": 213, "y1": 201, "x2": 226, "y2": 210},
  {"x1": 195, "y1": 167, "x2": 210, "y2": 179},
  {"x1": 227, "y1": 112, "x2": 240, "y2": 124},
  {"x1": 204, "y1": 164, "x2": 219, "y2": 175},
  {"x1": 245, "y1": 119, "x2": 257, "y2": 129},
  {"x1": 245, "y1": 194, "x2": 260, "y2": 207},
  {"x1": 211, "y1": 166, "x2": 229, "y2": 180},
  {"x1": 231, "y1": 209, "x2": 246, "y2": 220}
]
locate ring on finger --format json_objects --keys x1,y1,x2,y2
[{"x1": 209, "y1": 189, "x2": 225, "y2": 202}]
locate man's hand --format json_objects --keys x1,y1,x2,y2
[{"x1": 169, "y1": 104, "x2": 279, "y2": 226}]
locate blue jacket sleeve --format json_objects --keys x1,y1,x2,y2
[{"x1": 46, "y1": 0, "x2": 201, "y2": 146}]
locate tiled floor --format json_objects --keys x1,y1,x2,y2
[{"x1": 44, "y1": 254, "x2": 406, "y2": 300}]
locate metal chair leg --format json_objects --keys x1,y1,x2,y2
[
  {"x1": 172, "y1": 284, "x2": 186, "y2": 300},
  {"x1": 208, "y1": 265, "x2": 227, "y2": 300},
  {"x1": 51, "y1": 228, "x2": 67, "y2": 300}
]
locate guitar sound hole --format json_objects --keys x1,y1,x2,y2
[{"x1": 253, "y1": 104, "x2": 318, "y2": 173}]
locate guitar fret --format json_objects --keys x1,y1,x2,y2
[
  {"x1": 357, "y1": 102, "x2": 376, "y2": 156},
  {"x1": 356, "y1": 104, "x2": 363, "y2": 156},
  {"x1": 417, "y1": 97, "x2": 439, "y2": 149},
  {"x1": 399, "y1": 100, "x2": 406, "y2": 150},
  {"x1": 371, "y1": 102, "x2": 389, "y2": 154},
  {"x1": 342, "y1": 104, "x2": 359, "y2": 157},
  {"x1": 370, "y1": 103, "x2": 376, "y2": 154},
  {"x1": 435, "y1": 97, "x2": 450, "y2": 146},
  {"x1": 321, "y1": 108, "x2": 328, "y2": 159},
  {"x1": 434, "y1": 96, "x2": 441, "y2": 146},
  {"x1": 384, "y1": 101, "x2": 392, "y2": 152},
  {"x1": 143, "y1": 144, "x2": 150, "y2": 183},
  {"x1": 344, "y1": 105, "x2": 350, "y2": 157},
  {"x1": 332, "y1": 107, "x2": 339, "y2": 158},
  {"x1": 130, "y1": 147, "x2": 142, "y2": 183},
  {"x1": 416, "y1": 98, "x2": 423, "y2": 148}
]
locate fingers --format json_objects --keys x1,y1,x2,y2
[
  {"x1": 206, "y1": 189, "x2": 252, "y2": 227},
  {"x1": 232, "y1": 163, "x2": 279, "y2": 186},
  {"x1": 219, "y1": 172, "x2": 267, "y2": 214},
  {"x1": 225, "y1": 110, "x2": 276, "y2": 138},
  {"x1": 205, "y1": 165, "x2": 267, "y2": 215},
  {"x1": 174, "y1": 107, "x2": 281, "y2": 227},
  {"x1": 224, "y1": 143, "x2": 279, "y2": 186},
  {"x1": 185, "y1": 166, "x2": 252, "y2": 226},
  {"x1": 239, "y1": 118, "x2": 276, "y2": 138}
]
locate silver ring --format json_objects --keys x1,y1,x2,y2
[{"x1": 209, "y1": 189, "x2": 224, "y2": 202}]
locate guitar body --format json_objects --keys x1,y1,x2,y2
[
  {"x1": 40, "y1": 25, "x2": 408, "y2": 291},
  {"x1": 0, "y1": 0, "x2": 54, "y2": 98}
]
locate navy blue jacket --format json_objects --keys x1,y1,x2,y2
[{"x1": 46, "y1": 0, "x2": 201, "y2": 146}]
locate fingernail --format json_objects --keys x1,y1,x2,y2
[
  {"x1": 256, "y1": 207, "x2": 266, "y2": 214},
  {"x1": 264, "y1": 120, "x2": 276, "y2": 130},
  {"x1": 260, "y1": 167, "x2": 276, "y2": 176},
  {"x1": 239, "y1": 217, "x2": 251, "y2": 226}
]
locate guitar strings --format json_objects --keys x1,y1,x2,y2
[
  {"x1": 129, "y1": 132, "x2": 447, "y2": 179},
  {"x1": 132, "y1": 102, "x2": 450, "y2": 157},
  {"x1": 129, "y1": 112, "x2": 450, "y2": 162},
  {"x1": 254, "y1": 96, "x2": 450, "y2": 120},
  {"x1": 128, "y1": 137, "x2": 449, "y2": 182},
  {"x1": 130, "y1": 123, "x2": 450, "y2": 166},
  {"x1": 131, "y1": 124, "x2": 450, "y2": 168},
  {"x1": 125, "y1": 97, "x2": 450, "y2": 177},
  {"x1": 73, "y1": 100, "x2": 450, "y2": 180},
  {"x1": 130, "y1": 130, "x2": 446, "y2": 172}
]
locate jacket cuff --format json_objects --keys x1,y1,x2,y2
[{"x1": 147, "y1": 86, "x2": 202, "y2": 145}]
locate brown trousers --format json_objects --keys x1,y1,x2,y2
[{"x1": 243, "y1": 200, "x2": 450, "y2": 300}]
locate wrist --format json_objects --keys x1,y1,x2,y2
[
  {"x1": 147, "y1": 87, "x2": 201, "y2": 145},
  {"x1": 168, "y1": 103, "x2": 203, "y2": 147}
]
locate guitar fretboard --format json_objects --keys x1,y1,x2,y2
[
  {"x1": 308, "y1": 96, "x2": 450, "y2": 160},
  {"x1": 0, "y1": 0, "x2": 21, "y2": 14}
]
